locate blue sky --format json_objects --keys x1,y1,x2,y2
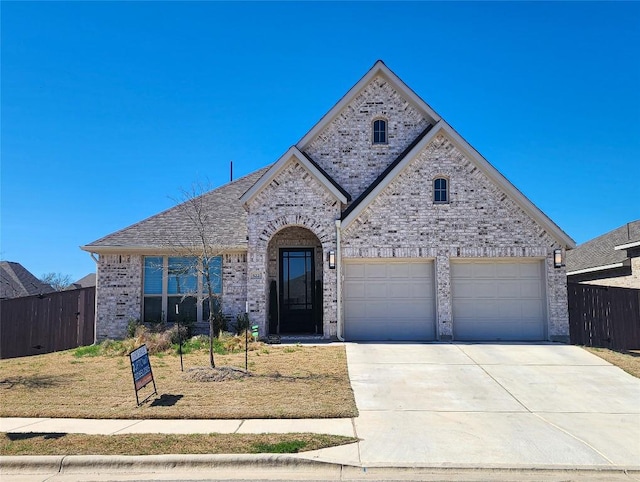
[{"x1": 2, "y1": 1, "x2": 639, "y2": 281}]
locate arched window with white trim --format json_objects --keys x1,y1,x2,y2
[
  {"x1": 372, "y1": 119, "x2": 387, "y2": 144},
  {"x1": 434, "y1": 177, "x2": 449, "y2": 203}
]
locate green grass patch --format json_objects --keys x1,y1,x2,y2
[
  {"x1": 73, "y1": 345, "x2": 101, "y2": 358},
  {"x1": 0, "y1": 432, "x2": 356, "y2": 456},
  {"x1": 251, "y1": 439, "x2": 308, "y2": 453}
]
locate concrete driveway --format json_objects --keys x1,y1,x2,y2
[{"x1": 346, "y1": 343, "x2": 640, "y2": 468}]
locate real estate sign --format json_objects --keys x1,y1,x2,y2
[{"x1": 129, "y1": 344, "x2": 157, "y2": 405}]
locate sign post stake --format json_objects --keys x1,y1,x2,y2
[
  {"x1": 176, "y1": 304, "x2": 183, "y2": 372},
  {"x1": 245, "y1": 302, "x2": 249, "y2": 371}
]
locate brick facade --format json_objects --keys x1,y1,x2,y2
[
  {"x1": 95, "y1": 254, "x2": 142, "y2": 340},
  {"x1": 305, "y1": 75, "x2": 431, "y2": 200},
  {"x1": 89, "y1": 64, "x2": 572, "y2": 342},
  {"x1": 340, "y1": 133, "x2": 569, "y2": 341},
  {"x1": 246, "y1": 159, "x2": 341, "y2": 337}
]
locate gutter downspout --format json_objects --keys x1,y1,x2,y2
[
  {"x1": 335, "y1": 220, "x2": 344, "y2": 341},
  {"x1": 89, "y1": 252, "x2": 99, "y2": 345}
]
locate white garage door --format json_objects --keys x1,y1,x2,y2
[
  {"x1": 451, "y1": 259, "x2": 546, "y2": 341},
  {"x1": 344, "y1": 259, "x2": 436, "y2": 341}
]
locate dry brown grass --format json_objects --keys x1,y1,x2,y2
[
  {"x1": 584, "y1": 347, "x2": 640, "y2": 378},
  {"x1": 0, "y1": 345, "x2": 357, "y2": 419},
  {"x1": 0, "y1": 432, "x2": 357, "y2": 456}
]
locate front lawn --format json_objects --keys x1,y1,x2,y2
[
  {"x1": 0, "y1": 340, "x2": 358, "y2": 419},
  {"x1": 0, "y1": 432, "x2": 357, "y2": 456}
]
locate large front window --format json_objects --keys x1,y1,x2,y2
[{"x1": 143, "y1": 256, "x2": 222, "y2": 323}]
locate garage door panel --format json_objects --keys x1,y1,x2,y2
[
  {"x1": 345, "y1": 263, "x2": 364, "y2": 278},
  {"x1": 344, "y1": 260, "x2": 436, "y2": 341},
  {"x1": 365, "y1": 283, "x2": 388, "y2": 298},
  {"x1": 472, "y1": 281, "x2": 498, "y2": 298},
  {"x1": 365, "y1": 263, "x2": 388, "y2": 278},
  {"x1": 452, "y1": 259, "x2": 546, "y2": 341},
  {"x1": 495, "y1": 281, "x2": 522, "y2": 298}
]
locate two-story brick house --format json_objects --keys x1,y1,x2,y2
[{"x1": 82, "y1": 61, "x2": 575, "y2": 342}]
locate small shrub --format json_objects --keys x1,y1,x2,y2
[
  {"x1": 235, "y1": 312, "x2": 250, "y2": 335},
  {"x1": 126, "y1": 318, "x2": 142, "y2": 338}
]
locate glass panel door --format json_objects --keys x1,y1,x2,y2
[{"x1": 279, "y1": 248, "x2": 315, "y2": 333}]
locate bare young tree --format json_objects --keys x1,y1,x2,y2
[
  {"x1": 40, "y1": 272, "x2": 72, "y2": 291},
  {"x1": 168, "y1": 182, "x2": 225, "y2": 369}
]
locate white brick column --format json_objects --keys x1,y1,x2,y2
[{"x1": 436, "y1": 252, "x2": 453, "y2": 341}]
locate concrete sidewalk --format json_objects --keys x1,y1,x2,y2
[{"x1": 1, "y1": 417, "x2": 355, "y2": 437}]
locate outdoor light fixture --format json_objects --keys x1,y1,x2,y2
[
  {"x1": 328, "y1": 250, "x2": 336, "y2": 269},
  {"x1": 553, "y1": 248, "x2": 563, "y2": 269}
]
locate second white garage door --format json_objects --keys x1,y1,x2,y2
[
  {"x1": 344, "y1": 259, "x2": 436, "y2": 341},
  {"x1": 451, "y1": 259, "x2": 547, "y2": 341}
]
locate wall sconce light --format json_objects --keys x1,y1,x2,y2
[
  {"x1": 328, "y1": 250, "x2": 336, "y2": 269},
  {"x1": 553, "y1": 248, "x2": 563, "y2": 269}
]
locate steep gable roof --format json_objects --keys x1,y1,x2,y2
[
  {"x1": 0, "y1": 261, "x2": 54, "y2": 299},
  {"x1": 297, "y1": 60, "x2": 441, "y2": 150},
  {"x1": 239, "y1": 146, "x2": 350, "y2": 206},
  {"x1": 82, "y1": 167, "x2": 270, "y2": 253},
  {"x1": 341, "y1": 120, "x2": 576, "y2": 249},
  {"x1": 567, "y1": 220, "x2": 640, "y2": 274}
]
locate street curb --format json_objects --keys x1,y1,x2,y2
[
  {"x1": 0, "y1": 454, "x2": 344, "y2": 475},
  {"x1": 0, "y1": 455, "x2": 64, "y2": 473},
  {"x1": 2, "y1": 455, "x2": 640, "y2": 477}
]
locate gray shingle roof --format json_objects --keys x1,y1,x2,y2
[
  {"x1": 83, "y1": 167, "x2": 270, "y2": 251},
  {"x1": 0, "y1": 261, "x2": 55, "y2": 299},
  {"x1": 70, "y1": 273, "x2": 96, "y2": 289},
  {"x1": 566, "y1": 220, "x2": 640, "y2": 273}
]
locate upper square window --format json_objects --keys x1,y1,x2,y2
[
  {"x1": 434, "y1": 177, "x2": 449, "y2": 203},
  {"x1": 373, "y1": 119, "x2": 387, "y2": 144}
]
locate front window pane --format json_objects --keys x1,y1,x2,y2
[
  {"x1": 143, "y1": 297, "x2": 162, "y2": 323},
  {"x1": 144, "y1": 257, "x2": 163, "y2": 295},
  {"x1": 167, "y1": 296, "x2": 197, "y2": 322},
  {"x1": 168, "y1": 257, "x2": 197, "y2": 294},
  {"x1": 203, "y1": 256, "x2": 222, "y2": 294}
]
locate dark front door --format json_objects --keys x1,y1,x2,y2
[{"x1": 279, "y1": 248, "x2": 315, "y2": 334}]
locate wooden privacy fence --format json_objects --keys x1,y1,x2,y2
[
  {"x1": 0, "y1": 287, "x2": 95, "y2": 359},
  {"x1": 568, "y1": 282, "x2": 640, "y2": 351}
]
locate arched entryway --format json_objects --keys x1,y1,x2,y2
[{"x1": 267, "y1": 226, "x2": 323, "y2": 335}]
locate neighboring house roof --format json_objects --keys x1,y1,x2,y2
[
  {"x1": 566, "y1": 220, "x2": 640, "y2": 275},
  {"x1": 0, "y1": 261, "x2": 55, "y2": 299},
  {"x1": 69, "y1": 273, "x2": 96, "y2": 289},
  {"x1": 240, "y1": 146, "x2": 351, "y2": 206},
  {"x1": 82, "y1": 167, "x2": 270, "y2": 253}
]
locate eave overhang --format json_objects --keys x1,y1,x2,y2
[
  {"x1": 567, "y1": 259, "x2": 631, "y2": 276},
  {"x1": 80, "y1": 245, "x2": 248, "y2": 255},
  {"x1": 615, "y1": 240, "x2": 640, "y2": 251}
]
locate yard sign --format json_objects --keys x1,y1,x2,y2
[{"x1": 129, "y1": 344, "x2": 157, "y2": 406}]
